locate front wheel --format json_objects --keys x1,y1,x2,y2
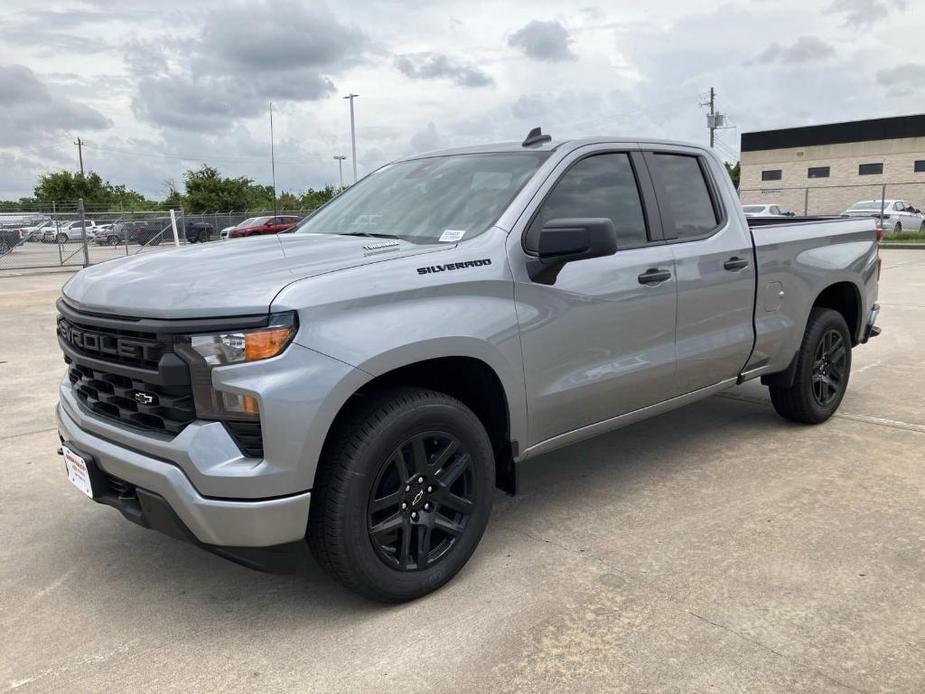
[
  {"x1": 308, "y1": 387, "x2": 495, "y2": 602},
  {"x1": 57, "y1": 233, "x2": 69, "y2": 244},
  {"x1": 107, "y1": 235, "x2": 120, "y2": 246},
  {"x1": 769, "y1": 307, "x2": 852, "y2": 424}
]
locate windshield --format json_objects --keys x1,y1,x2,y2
[
  {"x1": 742, "y1": 206, "x2": 765, "y2": 213},
  {"x1": 236, "y1": 217, "x2": 260, "y2": 227},
  {"x1": 850, "y1": 201, "x2": 885, "y2": 210},
  {"x1": 294, "y1": 152, "x2": 549, "y2": 242}
]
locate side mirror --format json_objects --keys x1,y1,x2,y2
[
  {"x1": 265, "y1": 220, "x2": 275, "y2": 226},
  {"x1": 535, "y1": 218, "x2": 617, "y2": 264}
]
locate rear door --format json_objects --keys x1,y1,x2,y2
[
  {"x1": 512, "y1": 147, "x2": 678, "y2": 445},
  {"x1": 644, "y1": 148, "x2": 756, "y2": 393}
]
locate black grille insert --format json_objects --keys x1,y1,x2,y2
[
  {"x1": 68, "y1": 362, "x2": 195, "y2": 434},
  {"x1": 225, "y1": 421, "x2": 264, "y2": 458}
]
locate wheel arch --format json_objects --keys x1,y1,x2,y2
[
  {"x1": 317, "y1": 355, "x2": 520, "y2": 495},
  {"x1": 812, "y1": 281, "x2": 862, "y2": 345}
]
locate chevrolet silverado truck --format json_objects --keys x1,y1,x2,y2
[{"x1": 55, "y1": 130, "x2": 881, "y2": 602}]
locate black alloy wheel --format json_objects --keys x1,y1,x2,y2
[
  {"x1": 811, "y1": 329, "x2": 847, "y2": 407},
  {"x1": 367, "y1": 432, "x2": 474, "y2": 571}
]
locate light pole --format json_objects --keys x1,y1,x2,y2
[
  {"x1": 269, "y1": 102, "x2": 277, "y2": 215},
  {"x1": 333, "y1": 155, "x2": 346, "y2": 189},
  {"x1": 343, "y1": 93, "x2": 359, "y2": 183}
]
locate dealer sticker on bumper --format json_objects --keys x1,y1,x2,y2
[{"x1": 63, "y1": 446, "x2": 94, "y2": 499}]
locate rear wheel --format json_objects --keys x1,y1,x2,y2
[
  {"x1": 308, "y1": 387, "x2": 495, "y2": 602},
  {"x1": 769, "y1": 307, "x2": 852, "y2": 424},
  {"x1": 198, "y1": 229, "x2": 209, "y2": 243},
  {"x1": 57, "y1": 233, "x2": 69, "y2": 243},
  {"x1": 107, "y1": 235, "x2": 120, "y2": 246}
]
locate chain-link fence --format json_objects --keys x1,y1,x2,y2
[
  {"x1": 0, "y1": 204, "x2": 312, "y2": 272},
  {"x1": 738, "y1": 180, "x2": 925, "y2": 236}
]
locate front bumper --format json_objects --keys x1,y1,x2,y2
[{"x1": 56, "y1": 401, "x2": 311, "y2": 555}]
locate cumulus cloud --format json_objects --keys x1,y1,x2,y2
[
  {"x1": 750, "y1": 36, "x2": 836, "y2": 65},
  {"x1": 508, "y1": 20, "x2": 576, "y2": 62},
  {"x1": 409, "y1": 122, "x2": 444, "y2": 152},
  {"x1": 394, "y1": 53, "x2": 494, "y2": 87},
  {"x1": 825, "y1": 0, "x2": 906, "y2": 27},
  {"x1": 0, "y1": 64, "x2": 111, "y2": 146},
  {"x1": 129, "y1": 1, "x2": 367, "y2": 132}
]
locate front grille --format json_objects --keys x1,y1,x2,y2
[
  {"x1": 59, "y1": 302, "x2": 264, "y2": 457},
  {"x1": 225, "y1": 421, "x2": 264, "y2": 458},
  {"x1": 68, "y1": 362, "x2": 195, "y2": 434},
  {"x1": 57, "y1": 316, "x2": 164, "y2": 369}
]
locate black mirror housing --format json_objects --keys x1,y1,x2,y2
[{"x1": 536, "y1": 218, "x2": 618, "y2": 264}]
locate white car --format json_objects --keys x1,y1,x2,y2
[
  {"x1": 742, "y1": 203, "x2": 796, "y2": 218},
  {"x1": 17, "y1": 219, "x2": 52, "y2": 241},
  {"x1": 842, "y1": 199, "x2": 924, "y2": 233},
  {"x1": 43, "y1": 220, "x2": 99, "y2": 243}
]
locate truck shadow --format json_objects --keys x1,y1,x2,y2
[{"x1": 82, "y1": 386, "x2": 787, "y2": 622}]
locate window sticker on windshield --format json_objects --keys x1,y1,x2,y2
[{"x1": 439, "y1": 229, "x2": 466, "y2": 243}]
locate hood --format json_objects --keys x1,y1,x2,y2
[{"x1": 62, "y1": 233, "x2": 444, "y2": 319}]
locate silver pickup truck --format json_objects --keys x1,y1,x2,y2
[{"x1": 55, "y1": 130, "x2": 881, "y2": 602}]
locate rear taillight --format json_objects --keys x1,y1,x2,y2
[{"x1": 875, "y1": 228, "x2": 885, "y2": 243}]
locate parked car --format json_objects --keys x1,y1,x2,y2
[
  {"x1": 0, "y1": 229, "x2": 19, "y2": 255},
  {"x1": 95, "y1": 219, "x2": 214, "y2": 246},
  {"x1": 220, "y1": 217, "x2": 261, "y2": 240},
  {"x1": 742, "y1": 203, "x2": 796, "y2": 218},
  {"x1": 44, "y1": 220, "x2": 99, "y2": 243},
  {"x1": 226, "y1": 215, "x2": 300, "y2": 239},
  {"x1": 17, "y1": 219, "x2": 53, "y2": 241},
  {"x1": 55, "y1": 132, "x2": 880, "y2": 602},
  {"x1": 842, "y1": 199, "x2": 924, "y2": 232}
]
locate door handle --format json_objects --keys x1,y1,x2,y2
[
  {"x1": 724, "y1": 256, "x2": 749, "y2": 272},
  {"x1": 638, "y1": 268, "x2": 672, "y2": 285}
]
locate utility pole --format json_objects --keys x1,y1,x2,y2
[
  {"x1": 703, "y1": 87, "x2": 726, "y2": 149},
  {"x1": 333, "y1": 155, "x2": 346, "y2": 189},
  {"x1": 709, "y1": 88, "x2": 715, "y2": 148},
  {"x1": 269, "y1": 103, "x2": 277, "y2": 215},
  {"x1": 74, "y1": 137, "x2": 85, "y2": 176},
  {"x1": 344, "y1": 93, "x2": 359, "y2": 183}
]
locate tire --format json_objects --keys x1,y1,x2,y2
[
  {"x1": 57, "y1": 233, "x2": 68, "y2": 244},
  {"x1": 308, "y1": 387, "x2": 495, "y2": 603},
  {"x1": 198, "y1": 229, "x2": 209, "y2": 243},
  {"x1": 894, "y1": 222, "x2": 902, "y2": 233},
  {"x1": 919, "y1": 221, "x2": 924, "y2": 233},
  {"x1": 149, "y1": 237, "x2": 160, "y2": 246},
  {"x1": 769, "y1": 307, "x2": 852, "y2": 424},
  {"x1": 107, "y1": 235, "x2": 120, "y2": 246}
]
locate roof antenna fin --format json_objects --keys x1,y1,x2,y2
[{"x1": 522, "y1": 127, "x2": 552, "y2": 147}]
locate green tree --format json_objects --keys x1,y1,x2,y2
[
  {"x1": 725, "y1": 161, "x2": 740, "y2": 189},
  {"x1": 299, "y1": 185, "x2": 337, "y2": 210},
  {"x1": 34, "y1": 171, "x2": 112, "y2": 207},
  {"x1": 276, "y1": 191, "x2": 301, "y2": 210},
  {"x1": 182, "y1": 165, "x2": 257, "y2": 212}
]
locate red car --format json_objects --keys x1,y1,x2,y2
[{"x1": 227, "y1": 215, "x2": 301, "y2": 239}]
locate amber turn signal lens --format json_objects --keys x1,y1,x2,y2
[{"x1": 244, "y1": 325, "x2": 295, "y2": 361}]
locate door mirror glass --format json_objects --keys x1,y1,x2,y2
[{"x1": 536, "y1": 218, "x2": 617, "y2": 263}]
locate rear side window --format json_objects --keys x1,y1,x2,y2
[
  {"x1": 648, "y1": 153, "x2": 720, "y2": 239},
  {"x1": 526, "y1": 153, "x2": 649, "y2": 251}
]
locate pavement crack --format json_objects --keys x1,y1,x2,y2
[{"x1": 0, "y1": 426, "x2": 57, "y2": 442}]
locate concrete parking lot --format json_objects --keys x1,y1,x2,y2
[{"x1": 1, "y1": 250, "x2": 923, "y2": 692}]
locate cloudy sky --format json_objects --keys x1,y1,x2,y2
[{"x1": 0, "y1": 0, "x2": 921, "y2": 200}]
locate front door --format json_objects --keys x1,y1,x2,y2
[{"x1": 512, "y1": 150, "x2": 678, "y2": 446}]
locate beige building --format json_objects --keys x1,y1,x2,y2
[{"x1": 739, "y1": 114, "x2": 925, "y2": 215}]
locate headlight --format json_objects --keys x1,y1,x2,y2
[
  {"x1": 189, "y1": 312, "x2": 297, "y2": 365},
  {"x1": 177, "y1": 312, "x2": 297, "y2": 421}
]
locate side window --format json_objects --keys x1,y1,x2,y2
[
  {"x1": 770, "y1": 206, "x2": 780, "y2": 214},
  {"x1": 648, "y1": 153, "x2": 720, "y2": 239},
  {"x1": 525, "y1": 153, "x2": 648, "y2": 252},
  {"x1": 893, "y1": 202, "x2": 904, "y2": 211}
]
